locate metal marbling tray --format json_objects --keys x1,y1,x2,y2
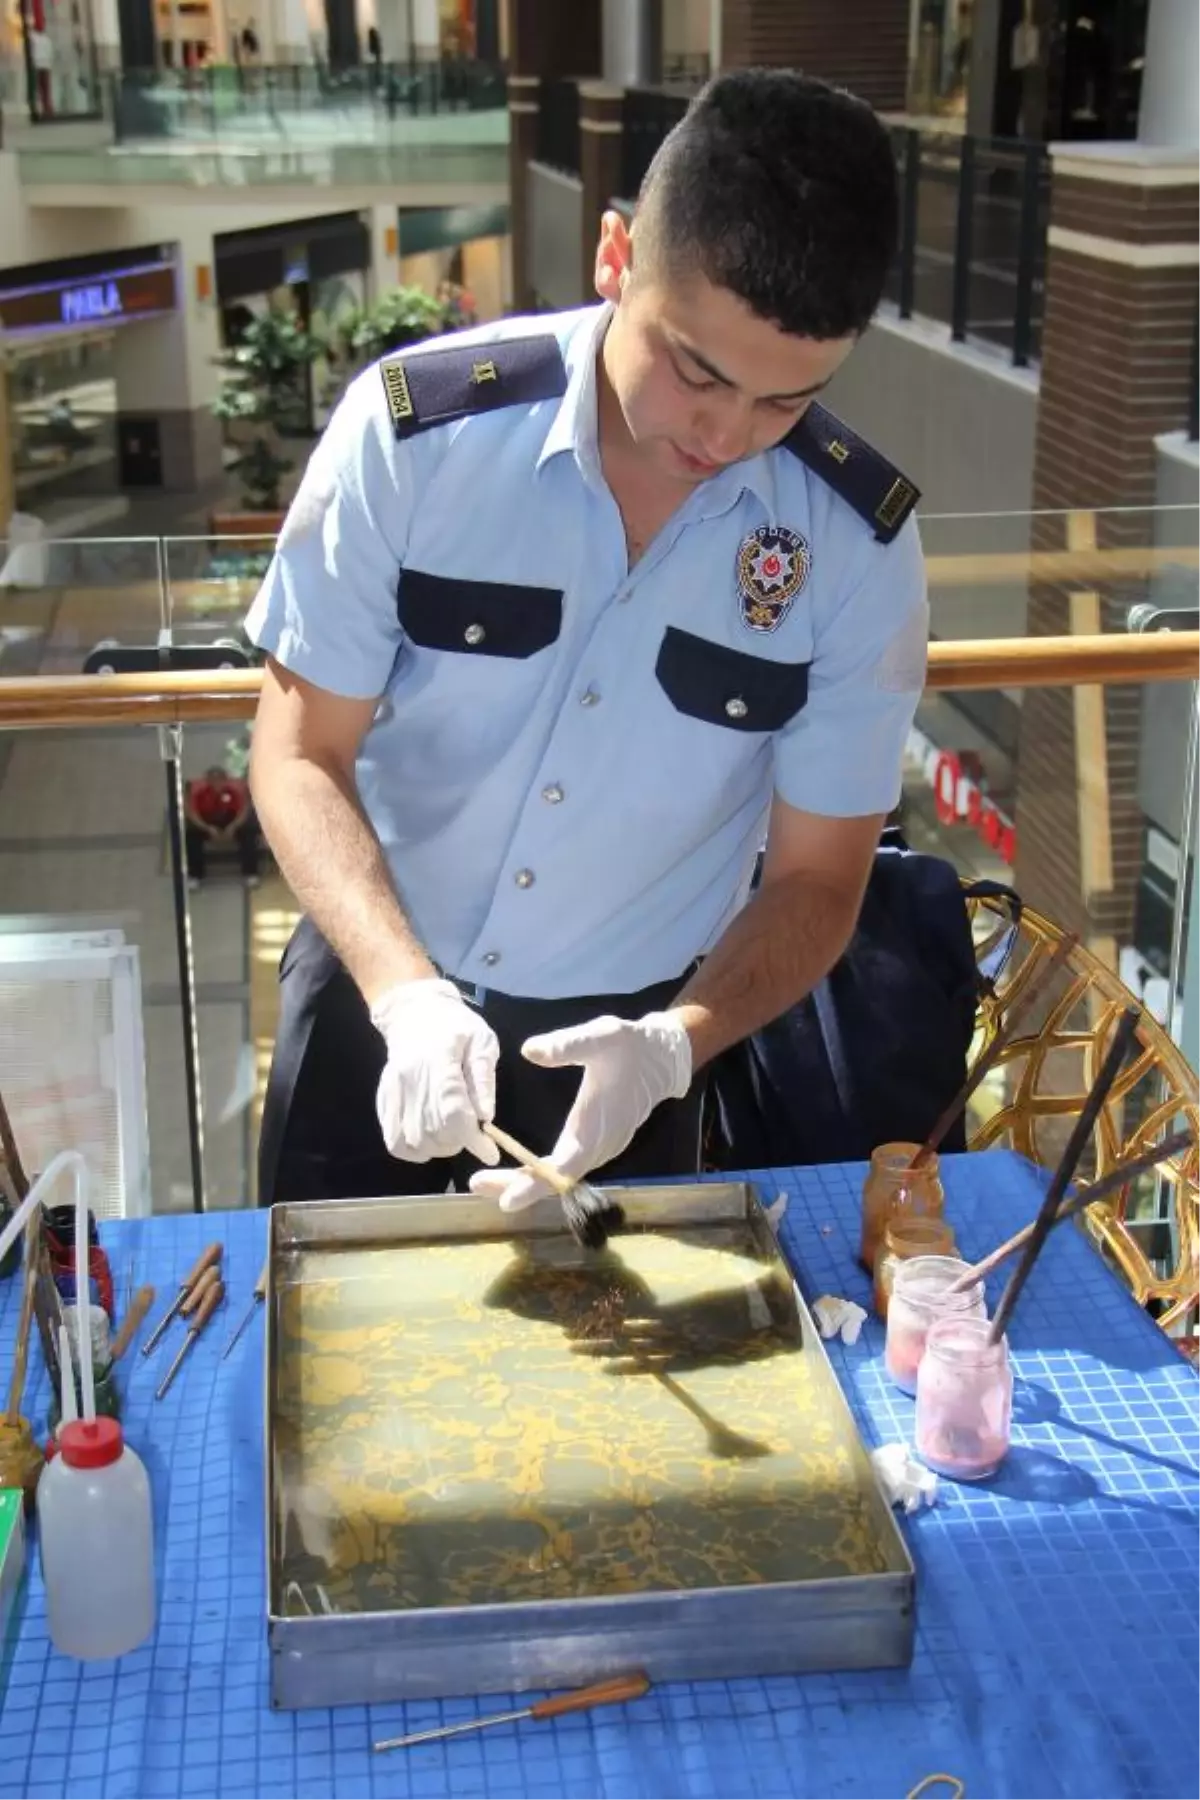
[{"x1": 265, "y1": 1183, "x2": 914, "y2": 1710}]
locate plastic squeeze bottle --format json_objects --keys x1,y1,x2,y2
[{"x1": 37, "y1": 1417, "x2": 155, "y2": 1659}]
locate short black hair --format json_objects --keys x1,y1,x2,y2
[{"x1": 636, "y1": 70, "x2": 898, "y2": 341}]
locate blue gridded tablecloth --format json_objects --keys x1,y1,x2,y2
[{"x1": 0, "y1": 1150, "x2": 1196, "y2": 1800}]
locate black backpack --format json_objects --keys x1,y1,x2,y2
[{"x1": 705, "y1": 830, "x2": 1021, "y2": 1169}]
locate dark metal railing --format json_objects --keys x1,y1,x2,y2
[
  {"x1": 888, "y1": 127, "x2": 1050, "y2": 369},
  {"x1": 535, "y1": 77, "x2": 581, "y2": 177},
  {"x1": 620, "y1": 87, "x2": 687, "y2": 203}
]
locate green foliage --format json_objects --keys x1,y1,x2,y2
[
  {"x1": 326, "y1": 281, "x2": 478, "y2": 374},
  {"x1": 212, "y1": 311, "x2": 320, "y2": 510}
]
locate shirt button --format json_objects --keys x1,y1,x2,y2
[
  {"x1": 514, "y1": 868, "x2": 536, "y2": 889},
  {"x1": 542, "y1": 783, "x2": 564, "y2": 804},
  {"x1": 580, "y1": 687, "x2": 601, "y2": 707},
  {"x1": 481, "y1": 950, "x2": 501, "y2": 967},
  {"x1": 464, "y1": 622, "x2": 486, "y2": 646},
  {"x1": 725, "y1": 696, "x2": 749, "y2": 720}
]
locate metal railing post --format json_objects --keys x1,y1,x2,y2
[
  {"x1": 951, "y1": 134, "x2": 976, "y2": 344},
  {"x1": 1012, "y1": 143, "x2": 1042, "y2": 368},
  {"x1": 898, "y1": 128, "x2": 920, "y2": 321}
]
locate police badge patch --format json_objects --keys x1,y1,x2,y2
[{"x1": 735, "y1": 526, "x2": 810, "y2": 633}]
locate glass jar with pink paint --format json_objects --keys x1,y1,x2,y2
[
  {"x1": 915, "y1": 1316, "x2": 1013, "y2": 1481},
  {"x1": 884, "y1": 1255, "x2": 986, "y2": 1396}
]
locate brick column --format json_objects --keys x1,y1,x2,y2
[
  {"x1": 507, "y1": 73, "x2": 541, "y2": 313},
  {"x1": 578, "y1": 81, "x2": 625, "y2": 304},
  {"x1": 720, "y1": 0, "x2": 909, "y2": 110},
  {"x1": 507, "y1": 0, "x2": 602, "y2": 313},
  {"x1": 509, "y1": 0, "x2": 601, "y2": 76},
  {"x1": 1013, "y1": 145, "x2": 1199, "y2": 965}
]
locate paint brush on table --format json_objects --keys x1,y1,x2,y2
[
  {"x1": 987, "y1": 1005, "x2": 1142, "y2": 1344},
  {"x1": 948, "y1": 1126, "x2": 1193, "y2": 1294}
]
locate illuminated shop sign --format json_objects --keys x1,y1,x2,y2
[
  {"x1": 0, "y1": 261, "x2": 177, "y2": 335},
  {"x1": 61, "y1": 280, "x2": 123, "y2": 324}
]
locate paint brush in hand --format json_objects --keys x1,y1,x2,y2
[{"x1": 482, "y1": 1122, "x2": 625, "y2": 1250}]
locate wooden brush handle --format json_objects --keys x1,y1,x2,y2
[
  {"x1": 181, "y1": 1264, "x2": 220, "y2": 1316},
  {"x1": 0, "y1": 1089, "x2": 29, "y2": 1202},
  {"x1": 530, "y1": 1674, "x2": 650, "y2": 1720},
  {"x1": 110, "y1": 1285, "x2": 157, "y2": 1361},
  {"x1": 182, "y1": 1242, "x2": 222, "y2": 1290},
  {"x1": 5, "y1": 1217, "x2": 41, "y2": 1424},
  {"x1": 189, "y1": 1281, "x2": 225, "y2": 1336},
  {"x1": 481, "y1": 1123, "x2": 575, "y2": 1198},
  {"x1": 988, "y1": 1005, "x2": 1141, "y2": 1343},
  {"x1": 912, "y1": 930, "x2": 1079, "y2": 1167},
  {"x1": 951, "y1": 1127, "x2": 1194, "y2": 1291}
]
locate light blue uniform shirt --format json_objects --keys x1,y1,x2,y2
[{"x1": 245, "y1": 304, "x2": 929, "y2": 1000}]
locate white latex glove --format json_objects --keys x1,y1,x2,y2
[
  {"x1": 469, "y1": 1010, "x2": 693, "y2": 1212},
  {"x1": 370, "y1": 978, "x2": 501, "y2": 1165}
]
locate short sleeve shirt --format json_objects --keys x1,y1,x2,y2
[{"x1": 244, "y1": 304, "x2": 929, "y2": 999}]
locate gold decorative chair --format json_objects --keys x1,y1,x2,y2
[{"x1": 966, "y1": 894, "x2": 1199, "y2": 1349}]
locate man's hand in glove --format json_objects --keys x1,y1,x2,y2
[
  {"x1": 371, "y1": 978, "x2": 501, "y2": 1165},
  {"x1": 468, "y1": 1010, "x2": 692, "y2": 1211}
]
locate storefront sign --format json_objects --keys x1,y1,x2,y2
[
  {"x1": 906, "y1": 726, "x2": 1017, "y2": 866},
  {"x1": 0, "y1": 261, "x2": 177, "y2": 336}
]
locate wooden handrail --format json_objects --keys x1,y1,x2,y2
[{"x1": 0, "y1": 632, "x2": 1194, "y2": 730}]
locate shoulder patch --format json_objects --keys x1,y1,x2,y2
[
  {"x1": 380, "y1": 333, "x2": 568, "y2": 439},
  {"x1": 784, "y1": 402, "x2": 920, "y2": 544}
]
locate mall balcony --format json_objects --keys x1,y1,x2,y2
[{"x1": 1, "y1": 51, "x2": 510, "y2": 201}]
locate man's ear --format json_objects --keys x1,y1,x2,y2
[{"x1": 594, "y1": 209, "x2": 633, "y2": 302}]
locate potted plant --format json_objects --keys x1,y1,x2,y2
[
  {"x1": 210, "y1": 310, "x2": 320, "y2": 537},
  {"x1": 324, "y1": 280, "x2": 478, "y2": 386}
]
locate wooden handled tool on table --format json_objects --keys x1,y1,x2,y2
[
  {"x1": 221, "y1": 1262, "x2": 267, "y2": 1360},
  {"x1": 374, "y1": 1673, "x2": 651, "y2": 1752},
  {"x1": 949, "y1": 1127, "x2": 1194, "y2": 1293},
  {"x1": 142, "y1": 1243, "x2": 222, "y2": 1356},
  {"x1": 481, "y1": 1122, "x2": 625, "y2": 1251},
  {"x1": 909, "y1": 931, "x2": 1079, "y2": 1170},
  {"x1": 155, "y1": 1279, "x2": 224, "y2": 1400},
  {"x1": 110, "y1": 1285, "x2": 157, "y2": 1362}
]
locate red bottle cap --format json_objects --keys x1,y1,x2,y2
[{"x1": 59, "y1": 1418, "x2": 123, "y2": 1469}]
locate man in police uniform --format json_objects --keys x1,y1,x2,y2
[{"x1": 246, "y1": 69, "x2": 929, "y2": 1212}]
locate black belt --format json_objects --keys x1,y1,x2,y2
[{"x1": 440, "y1": 962, "x2": 701, "y2": 1014}]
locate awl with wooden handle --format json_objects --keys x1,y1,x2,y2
[
  {"x1": 155, "y1": 1279, "x2": 224, "y2": 1400},
  {"x1": 142, "y1": 1243, "x2": 222, "y2": 1356},
  {"x1": 373, "y1": 1673, "x2": 650, "y2": 1753},
  {"x1": 221, "y1": 1261, "x2": 267, "y2": 1360},
  {"x1": 110, "y1": 1284, "x2": 156, "y2": 1362}
]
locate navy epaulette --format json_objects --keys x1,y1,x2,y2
[
  {"x1": 784, "y1": 402, "x2": 920, "y2": 544},
  {"x1": 380, "y1": 333, "x2": 567, "y2": 439}
]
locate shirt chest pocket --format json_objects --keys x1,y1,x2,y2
[
  {"x1": 655, "y1": 627, "x2": 810, "y2": 733},
  {"x1": 398, "y1": 568, "x2": 563, "y2": 658}
]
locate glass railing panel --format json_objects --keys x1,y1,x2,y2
[
  {"x1": 910, "y1": 500, "x2": 1196, "y2": 1334},
  {"x1": 162, "y1": 533, "x2": 273, "y2": 1209}
]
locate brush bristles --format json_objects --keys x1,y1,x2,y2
[{"x1": 562, "y1": 1183, "x2": 625, "y2": 1251}]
